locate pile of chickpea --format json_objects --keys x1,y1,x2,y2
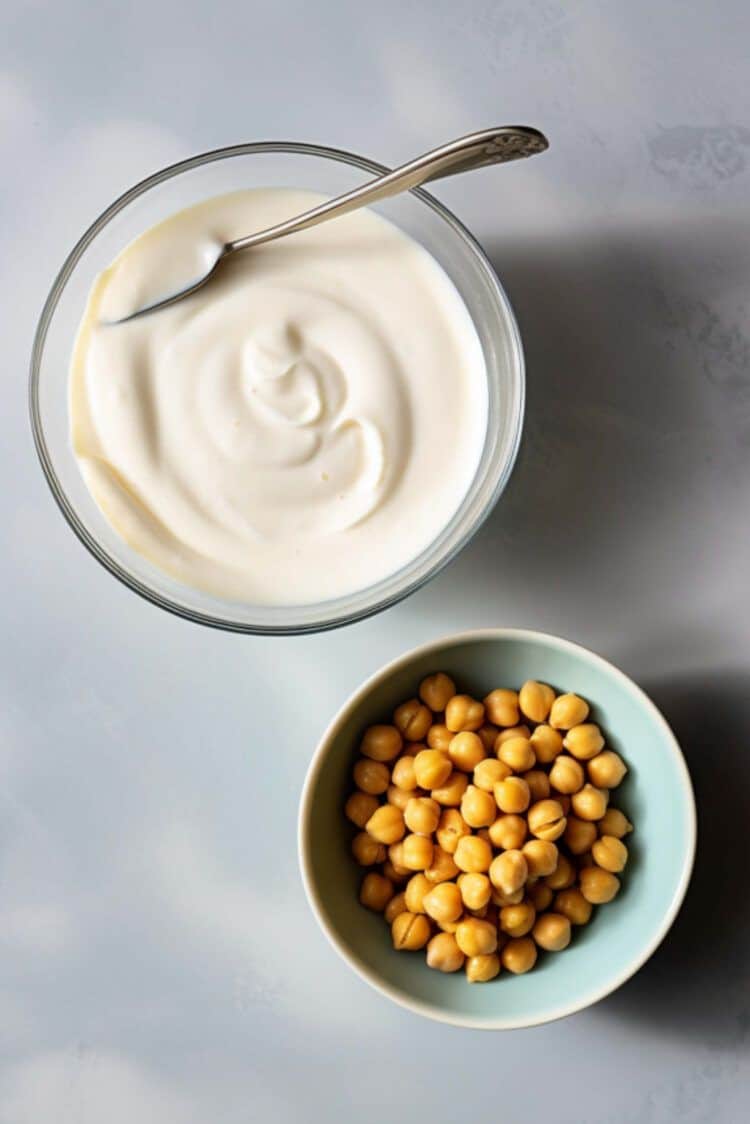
[{"x1": 345, "y1": 674, "x2": 633, "y2": 983}]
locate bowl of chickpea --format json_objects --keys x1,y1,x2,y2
[{"x1": 298, "y1": 628, "x2": 696, "y2": 1028}]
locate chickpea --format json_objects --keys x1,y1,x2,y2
[
  {"x1": 532, "y1": 912, "x2": 571, "y2": 951},
  {"x1": 423, "y1": 881, "x2": 463, "y2": 924},
  {"x1": 474, "y1": 758, "x2": 511, "y2": 792},
  {"x1": 489, "y1": 850, "x2": 528, "y2": 895},
  {"x1": 365, "y1": 804, "x2": 405, "y2": 845},
  {"x1": 545, "y1": 852, "x2": 576, "y2": 891},
  {"x1": 571, "y1": 784, "x2": 609, "y2": 822},
  {"x1": 549, "y1": 693, "x2": 590, "y2": 730},
  {"x1": 386, "y1": 784, "x2": 412, "y2": 811},
  {"x1": 386, "y1": 842, "x2": 410, "y2": 875},
  {"x1": 564, "y1": 723, "x2": 605, "y2": 761},
  {"x1": 527, "y1": 799, "x2": 567, "y2": 842},
  {"x1": 413, "y1": 749, "x2": 452, "y2": 790},
  {"x1": 382, "y1": 860, "x2": 409, "y2": 885},
  {"x1": 588, "y1": 750, "x2": 628, "y2": 789},
  {"x1": 402, "y1": 833, "x2": 434, "y2": 871},
  {"x1": 424, "y1": 845, "x2": 460, "y2": 884},
  {"x1": 404, "y1": 796, "x2": 440, "y2": 836},
  {"x1": 527, "y1": 882, "x2": 554, "y2": 912},
  {"x1": 522, "y1": 839, "x2": 559, "y2": 878},
  {"x1": 436, "y1": 809, "x2": 470, "y2": 854},
  {"x1": 519, "y1": 680, "x2": 556, "y2": 723},
  {"x1": 449, "y1": 731, "x2": 486, "y2": 772},
  {"x1": 360, "y1": 724, "x2": 403, "y2": 762},
  {"x1": 344, "y1": 791, "x2": 380, "y2": 828},
  {"x1": 522, "y1": 769, "x2": 551, "y2": 802},
  {"x1": 592, "y1": 835, "x2": 628, "y2": 873},
  {"x1": 445, "y1": 694, "x2": 485, "y2": 733},
  {"x1": 564, "y1": 815, "x2": 598, "y2": 854},
  {"x1": 391, "y1": 755, "x2": 417, "y2": 791},
  {"x1": 488, "y1": 813, "x2": 527, "y2": 851},
  {"x1": 548, "y1": 754, "x2": 583, "y2": 796},
  {"x1": 350, "y1": 679, "x2": 634, "y2": 981},
  {"x1": 460, "y1": 784, "x2": 497, "y2": 828},
  {"x1": 494, "y1": 776, "x2": 531, "y2": 814},
  {"x1": 477, "y1": 724, "x2": 500, "y2": 752},
  {"x1": 454, "y1": 834, "x2": 493, "y2": 873},
  {"x1": 351, "y1": 832, "x2": 386, "y2": 866},
  {"x1": 458, "y1": 872, "x2": 492, "y2": 911},
  {"x1": 393, "y1": 699, "x2": 432, "y2": 742},
  {"x1": 456, "y1": 917, "x2": 498, "y2": 957},
  {"x1": 494, "y1": 724, "x2": 531, "y2": 749},
  {"x1": 502, "y1": 936, "x2": 537, "y2": 974},
  {"x1": 431, "y1": 770, "x2": 469, "y2": 807},
  {"x1": 484, "y1": 688, "x2": 520, "y2": 727},
  {"x1": 427, "y1": 724, "x2": 453, "y2": 751},
  {"x1": 465, "y1": 953, "x2": 500, "y2": 982},
  {"x1": 497, "y1": 737, "x2": 536, "y2": 773},
  {"x1": 426, "y1": 931, "x2": 464, "y2": 973},
  {"x1": 554, "y1": 887, "x2": 593, "y2": 926},
  {"x1": 419, "y1": 672, "x2": 456, "y2": 712},
  {"x1": 359, "y1": 872, "x2": 393, "y2": 911},
  {"x1": 352, "y1": 758, "x2": 390, "y2": 795},
  {"x1": 384, "y1": 890, "x2": 408, "y2": 924},
  {"x1": 392, "y1": 912, "x2": 431, "y2": 950},
  {"x1": 580, "y1": 865, "x2": 621, "y2": 904},
  {"x1": 529, "y1": 724, "x2": 564, "y2": 764},
  {"x1": 598, "y1": 807, "x2": 634, "y2": 838},
  {"x1": 437, "y1": 916, "x2": 462, "y2": 934},
  {"x1": 499, "y1": 901, "x2": 536, "y2": 938},
  {"x1": 404, "y1": 872, "x2": 431, "y2": 913},
  {"x1": 491, "y1": 885, "x2": 525, "y2": 907}
]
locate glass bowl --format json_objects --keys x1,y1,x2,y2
[{"x1": 29, "y1": 142, "x2": 524, "y2": 634}]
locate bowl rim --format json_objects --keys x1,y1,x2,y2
[
  {"x1": 28, "y1": 140, "x2": 525, "y2": 635},
  {"x1": 298, "y1": 626, "x2": 697, "y2": 1029}
]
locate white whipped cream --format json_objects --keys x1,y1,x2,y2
[{"x1": 70, "y1": 189, "x2": 488, "y2": 604}]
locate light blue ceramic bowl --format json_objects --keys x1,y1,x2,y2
[{"x1": 298, "y1": 629, "x2": 696, "y2": 1028}]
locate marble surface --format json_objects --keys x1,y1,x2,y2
[{"x1": 2, "y1": 1, "x2": 749, "y2": 1119}]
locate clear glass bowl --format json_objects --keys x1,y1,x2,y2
[{"x1": 29, "y1": 142, "x2": 524, "y2": 634}]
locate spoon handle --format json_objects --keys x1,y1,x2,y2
[{"x1": 227, "y1": 126, "x2": 548, "y2": 255}]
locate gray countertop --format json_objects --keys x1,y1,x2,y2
[{"x1": 2, "y1": 1, "x2": 749, "y2": 1119}]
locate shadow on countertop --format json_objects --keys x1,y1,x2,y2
[
  {"x1": 414, "y1": 220, "x2": 749, "y2": 619},
  {"x1": 594, "y1": 669, "x2": 750, "y2": 1047}
]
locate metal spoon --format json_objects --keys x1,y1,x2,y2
[{"x1": 115, "y1": 126, "x2": 548, "y2": 323}]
